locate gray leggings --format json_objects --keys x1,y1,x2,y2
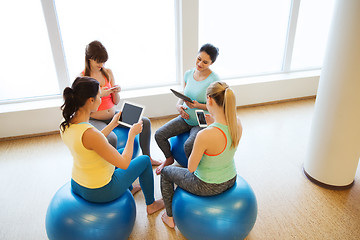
[
  {"x1": 160, "y1": 166, "x2": 236, "y2": 217},
  {"x1": 154, "y1": 116, "x2": 203, "y2": 159},
  {"x1": 89, "y1": 116, "x2": 152, "y2": 156}
]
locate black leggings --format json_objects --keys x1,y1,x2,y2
[
  {"x1": 160, "y1": 165, "x2": 236, "y2": 217},
  {"x1": 155, "y1": 116, "x2": 203, "y2": 159}
]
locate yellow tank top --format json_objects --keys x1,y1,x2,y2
[{"x1": 61, "y1": 122, "x2": 115, "y2": 188}]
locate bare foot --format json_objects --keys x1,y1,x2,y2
[
  {"x1": 147, "y1": 199, "x2": 165, "y2": 215},
  {"x1": 150, "y1": 157, "x2": 163, "y2": 166},
  {"x1": 131, "y1": 184, "x2": 141, "y2": 196},
  {"x1": 161, "y1": 212, "x2": 175, "y2": 228},
  {"x1": 155, "y1": 157, "x2": 174, "y2": 175}
]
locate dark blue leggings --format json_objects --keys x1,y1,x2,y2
[{"x1": 71, "y1": 155, "x2": 155, "y2": 205}]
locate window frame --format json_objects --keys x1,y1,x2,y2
[{"x1": 1, "y1": 0, "x2": 330, "y2": 105}]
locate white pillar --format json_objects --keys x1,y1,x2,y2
[{"x1": 304, "y1": 0, "x2": 360, "y2": 188}]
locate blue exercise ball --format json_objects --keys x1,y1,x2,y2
[
  {"x1": 45, "y1": 182, "x2": 136, "y2": 240},
  {"x1": 170, "y1": 131, "x2": 190, "y2": 167},
  {"x1": 172, "y1": 175, "x2": 257, "y2": 240},
  {"x1": 112, "y1": 126, "x2": 140, "y2": 158}
]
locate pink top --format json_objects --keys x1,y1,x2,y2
[
  {"x1": 97, "y1": 77, "x2": 115, "y2": 111},
  {"x1": 81, "y1": 71, "x2": 115, "y2": 111}
]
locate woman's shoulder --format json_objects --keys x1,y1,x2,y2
[
  {"x1": 63, "y1": 122, "x2": 93, "y2": 136},
  {"x1": 185, "y1": 68, "x2": 195, "y2": 75},
  {"x1": 184, "y1": 68, "x2": 195, "y2": 80},
  {"x1": 70, "y1": 122, "x2": 94, "y2": 129},
  {"x1": 103, "y1": 67, "x2": 113, "y2": 74},
  {"x1": 237, "y1": 117, "x2": 243, "y2": 135},
  {"x1": 209, "y1": 71, "x2": 220, "y2": 82},
  {"x1": 103, "y1": 68, "x2": 115, "y2": 81},
  {"x1": 199, "y1": 126, "x2": 222, "y2": 138}
]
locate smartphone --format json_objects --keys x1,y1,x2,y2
[
  {"x1": 109, "y1": 86, "x2": 119, "y2": 90},
  {"x1": 195, "y1": 110, "x2": 207, "y2": 127}
]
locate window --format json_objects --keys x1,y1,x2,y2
[
  {"x1": 0, "y1": 0, "x2": 58, "y2": 102},
  {"x1": 1, "y1": 0, "x2": 336, "y2": 103},
  {"x1": 199, "y1": 0, "x2": 291, "y2": 78},
  {"x1": 55, "y1": 0, "x2": 177, "y2": 90},
  {"x1": 291, "y1": 0, "x2": 335, "y2": 70},
  {"x1": 199, "y1": 0, "x2": 335, "y2": 78}
]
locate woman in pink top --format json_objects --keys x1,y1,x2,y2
[{"x1": 80, "y1": 40, "x2": 162, "y2": 166}]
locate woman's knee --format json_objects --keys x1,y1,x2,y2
[
  {"x1": 160, "y1": 166, "x2": 177, "y2": 181},
  {"x1": 161, "y1": 166, "x2": 170, "y2": 177},
  {"x1": 184, "y1": 139, "x2": 194, "y2": 158},
  {"x1": 142, "y1": 117, "x2": 151, "y2": 129},
  {"x1": 154, "y1": 128, "x2": 166, "y2": 143},
  {"x1": 108, "y1": 132, "x2": 118, "y2": 148},
  {"x1": 137, "y1": 155, "x2": 151, "y2": 167}
]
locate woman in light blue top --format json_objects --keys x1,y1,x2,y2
[
  {"x1": 155, "y1": 43, "x2": 220, "y2": 175},
  {"x1": 160, "y1": 81, "x2": 243, "y2": 228}
]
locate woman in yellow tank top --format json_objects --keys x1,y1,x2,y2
[{"x1": 60, "y1": 77, "x2": 164, "y2": 214}]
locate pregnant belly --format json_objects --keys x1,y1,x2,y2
[{"x1": 90, "y1": 107, "x2": 116, "y2": 120}]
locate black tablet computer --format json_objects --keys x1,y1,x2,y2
[
  {"x1": 118, "y1": 101, "x2": 145, "y2": 128},
  {"x1": 170, "y1": 89, "x2": 193, "y2": 103}
]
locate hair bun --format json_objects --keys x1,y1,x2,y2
[{"x1": 63, "y1": 87, "x2": 75, "y2": 100}]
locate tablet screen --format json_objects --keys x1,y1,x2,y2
[
  {"x1": 196, "y1": 111, "x2": 207, "y2": 125},
  {"x1": 119, "y1": 102, "x2": 144, "y2": 127}
]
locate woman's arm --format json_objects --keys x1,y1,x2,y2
[
  {"x1": 82, "y1": 121, "x2": 142, "y2": 169},
  {"x1": 187, "y1": 129, "x2": 209, "y2": 172},
  {"x1": 119, "y1": 121, "x2": 142, "y2": 161},
  {"x1": 176, "y1": 98, "x2": 190, "y2": 120},
  {"x1": 100, "y1": 111, "x2": 121, "y2": 137},
  {"x1": 82, "y1": 128, "x2": 131, "y2": 169},
  {"x1": 237, "y1": 116, "x2": 243, "y2": 140},
  {"x1": 107, "y1": 68, "x2": 121, "y2": 105},
  {"x1": 181, "y1": 80, "x2": 207, "y2": 110},
  {"x1": 186, "y1": 101, "x2": 207, "y2": 111}
]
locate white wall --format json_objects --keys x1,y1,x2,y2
[{"x1": 0, "y1": 70, "x2": 319, "y2": 139}]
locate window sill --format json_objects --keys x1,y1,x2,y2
[
  {"x1": 0, "y1": 70, "x2": 320, "y2": 138},
  {"x1": 0, "y1": 69, "x2": 320, "y2": 115}
]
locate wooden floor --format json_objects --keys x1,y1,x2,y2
[{"x1": 1, "y1": 98, "x2": 360, "y2": 240}]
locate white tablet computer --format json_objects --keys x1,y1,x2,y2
[
  {"x1": 195, "y1": 110, "x2": 207, "y2": 127},
  {"x1": 118, "y1": 101, "x2": 145, "y2": 128}
]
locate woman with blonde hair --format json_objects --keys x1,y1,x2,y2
[{"x1": 160, "y1": 81, "x2": 242, "y2": 228}]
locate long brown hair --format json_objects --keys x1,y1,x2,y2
[
  {"x1": 206, "y1": 81, "x2": 240, "y2": 148},
  {"x1": 84, "y1": 40, "x2": 110, "y2": 81},
  {"x1": 60, "y1": 77, "x2": 99, "y2": 132}
]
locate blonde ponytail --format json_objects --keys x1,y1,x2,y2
[
  {"x1": 224, "y1": 88, "x2": 240, "y2": 148},
  {"x1": 206, "y1": 81, "x2": 240, "y2": 148}
]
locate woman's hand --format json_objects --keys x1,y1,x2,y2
[
  {"x1": 111, "y1": 85, "x2": 121, "y2": 93},
  {"x1": 101, "y1": 111, "x2": 121, "y2": 137},
  {"x1": 205, "y1": 114, "x2": 214, "y2": 125},
  {"x1": 177, "y1": 105, "x2": 189, "y2": 120},
  {"x1": 100, "y1": 85, "x2": 121, "y2": 97},
  {"x1": 109, "y1": 111, "x2": 121, "y2": 128},
  {"x1": 129, "y1": 121, "x2": 143, "y2": 138},
  {"x1": 185, "y1": 100, "x2": 200, "y2": 109},
  {"x1": 100, "y1": 87, "x2": 113, "y2": 97}
]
